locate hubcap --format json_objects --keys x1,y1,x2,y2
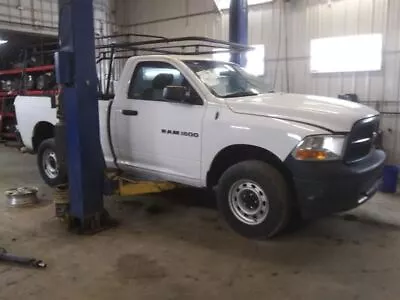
[
  {"x1": 42, "y1": 149, "x2": 59, "y2": 179},
  {"x1": 228, "y1": 180, "x2": 269, "y2": 225}
]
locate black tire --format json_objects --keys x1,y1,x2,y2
[
  {"x1": 217, "y1": 160, "x2": 291, "y2": 239},
  {"x1": 37, "y1": 138, "x2": 67, "y2": 187}
]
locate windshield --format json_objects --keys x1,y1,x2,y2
[{"x1": 184, "y1": 60, "x2": 271, "y2": 98}]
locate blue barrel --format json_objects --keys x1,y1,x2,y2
[{"x1": 380, "y1": 165, "x2": 399, "y2": 193}]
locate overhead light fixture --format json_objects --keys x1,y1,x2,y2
[
  {"x1": 214, "y1": 0, "x2": 274, "y2": 11},
  {"x1": 0, "y1": 40, "x2": 8, "y2": 45}
]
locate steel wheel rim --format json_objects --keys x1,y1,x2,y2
[
  {"x1": 228, "y1": 180, "x2": 269, "y2": 225},
  {"x1": 42, "y1": 149, "x2": 59, "y2": 179}
]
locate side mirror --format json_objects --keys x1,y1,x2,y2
[{"x1": 163, "y1": 86, "x2": 186, "y2": 102}]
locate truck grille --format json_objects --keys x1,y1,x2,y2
[{"x1": 344, "y1": 116, "x2": 380, "y2": 163}]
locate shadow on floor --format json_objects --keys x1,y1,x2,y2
[{"x1": 98, "y1": 188, "x2": 398, "y2": 269}]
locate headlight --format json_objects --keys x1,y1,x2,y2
[{"x1": 292, "y1": 135, "x2": 346, "y2": 161}]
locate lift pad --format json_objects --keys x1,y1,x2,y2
[
  {"x1": 54, "y1": 177, "x2": 179, "y2": 233},
  {"x1": 117, "y1": 179, "x2": 178, "y2": 197}
]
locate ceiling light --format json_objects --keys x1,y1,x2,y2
[
  {"x1": 0, "y1": 40, "x2": 8, "y2": 45},
  {"x1": 214, "y1": 0, "x2": 274, "y2": 11}
]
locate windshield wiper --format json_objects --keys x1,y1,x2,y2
[{"x1": 222, "y1": 91, "x2": 259, "y2": 98}]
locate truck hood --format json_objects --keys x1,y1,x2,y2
[{"x1": 226, "y1": 93, "x2": 379, "y2": 132}]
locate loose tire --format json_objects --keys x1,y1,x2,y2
[
  {"x1": 37, "y1": 138, "x2": 67, "y2": 187},
  {"x1": 217, "y1": 160, "x2": 291, "y2": 239}
]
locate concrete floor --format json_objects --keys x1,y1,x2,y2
[{"x1": 0, "y1": 145, "x2": 400, "y2": 300}]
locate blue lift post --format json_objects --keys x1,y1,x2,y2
[
  {"x1": 55, "y1": 0, "x2": 112, "y2": 232},
  {"x1": 229, "y1": 0, "x2": 248, "y2": 66}
]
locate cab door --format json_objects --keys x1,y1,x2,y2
[{"x1": 113, "y1": 61, "x2": 205, "y2": 184}]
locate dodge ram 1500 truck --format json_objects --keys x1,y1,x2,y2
[{"x1": 15, "y1": 55, "x2": 385, "y2": 238}]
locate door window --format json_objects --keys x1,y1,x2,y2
[{"x1": 128, "y1": 61, "x2": 201, "y2": 104}]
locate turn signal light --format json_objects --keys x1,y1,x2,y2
[{"x1": 294, "y1": 149, "x2": 328, "y2": 160}]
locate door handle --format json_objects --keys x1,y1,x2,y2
[{"x1": 121, "y1": 109, "x2": 138, "y2": 116}]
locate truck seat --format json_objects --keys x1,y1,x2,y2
[{"x1": 142, "y1": 73, "x2": 174, "y2": 100}]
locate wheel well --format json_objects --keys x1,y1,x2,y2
[
  {"x1": 207, "y1": 145, "x2": 295, "y2": 191},
  {"x1": 32, "y1": 122, "x2": 54, "y2": 151}
]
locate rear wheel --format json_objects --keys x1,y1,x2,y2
[
  {"x1": 37, "y1": 138, "x2": 67, "y2": 187},
  {"x1": 217, "y1": 160, "x2": 291, "y2": 239}
]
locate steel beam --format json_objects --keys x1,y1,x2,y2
[
  {"x1": 55, "y1": 0, "x2": 110, "y2": 232},
  {"x1": 229, "y1": 0, "x2": 248, "y2": 66}
]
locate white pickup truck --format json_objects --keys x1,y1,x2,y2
[{"x1": 15, "y1": 55, "x2": 385, "y2": 238}]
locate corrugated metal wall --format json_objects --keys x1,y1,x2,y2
[
  {"x1": 0, "y1": 0, "x2": 117, "y2": 36},
  {"x1": 117, "y1": 0, "x2": 400, "y2": 163}
]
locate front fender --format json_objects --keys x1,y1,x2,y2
[{"x1": 200, "y1": 107, "x2": 329, "y2": 185}]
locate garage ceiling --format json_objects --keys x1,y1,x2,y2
[{"x1": 213, "y1": 0, "x2": 274, "y2": 11}]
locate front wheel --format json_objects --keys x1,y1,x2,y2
[
  {"x1": 217, "y1": 160, "x2": 291, "y2": 239},
  {"x1": 37, "y1": 138, "x2": 67, "y2": 187}
]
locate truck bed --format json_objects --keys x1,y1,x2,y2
[{"x1": 14, "y1": 95, "x2": 114, "y2": 168}]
